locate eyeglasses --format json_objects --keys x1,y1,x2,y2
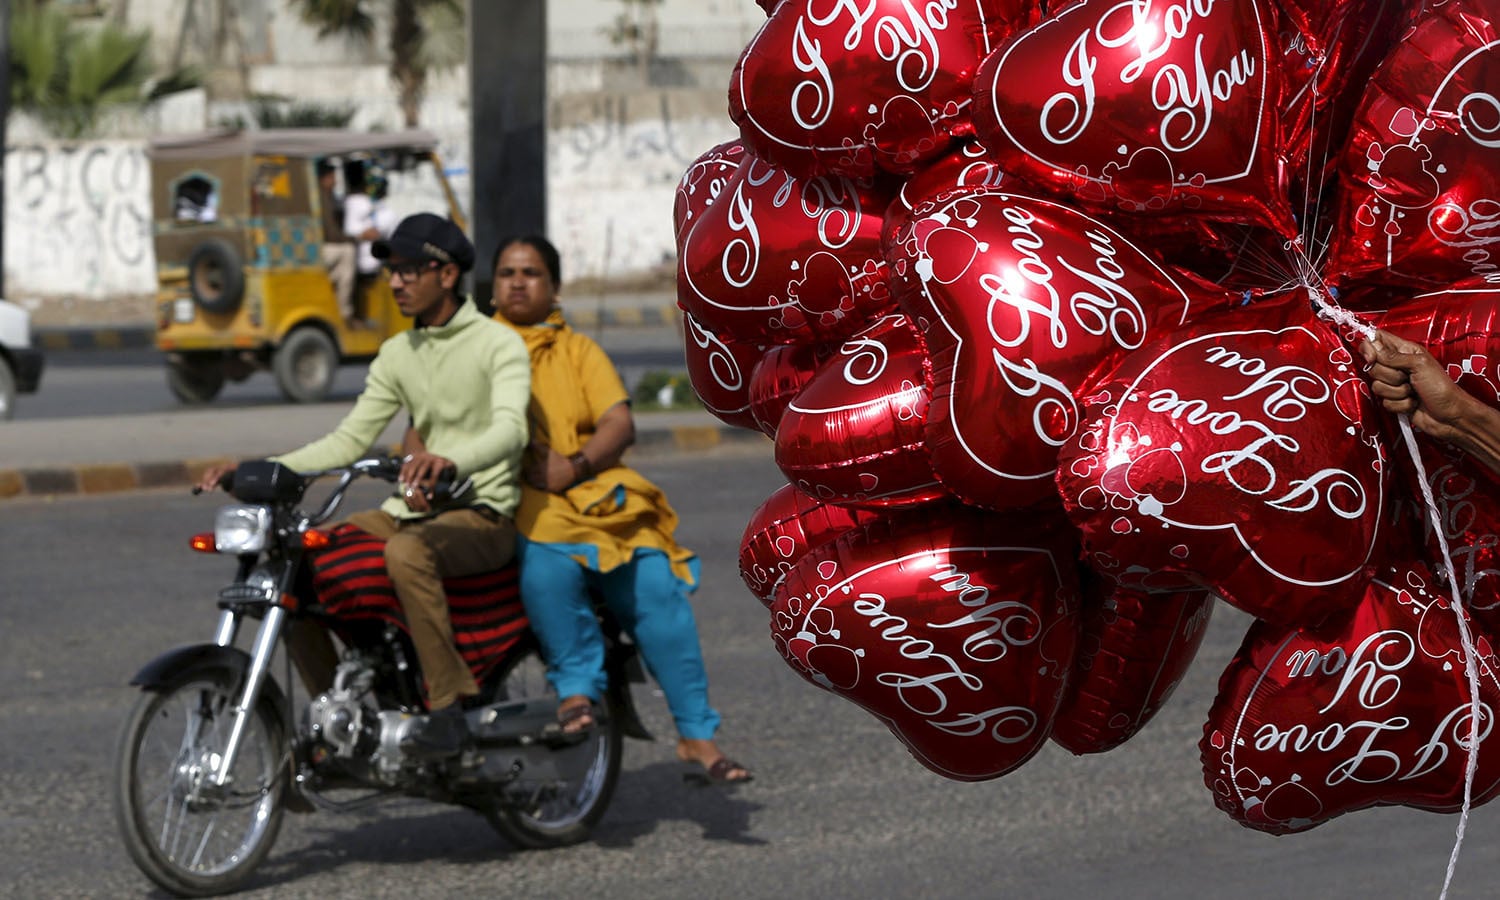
[{"x1": 382, "y1": 260, "x2": 440, "y2": 283}]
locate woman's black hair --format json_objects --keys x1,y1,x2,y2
[{"x1": 492, "y1": 234, "x2": 561, "y2": 286}]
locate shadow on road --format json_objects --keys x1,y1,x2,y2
[{"x1": 228, "y1": 759, "x2": 765, "y2": 892}]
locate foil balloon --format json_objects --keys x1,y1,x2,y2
[
  {"x1": 738, "y1": 482, "x2": 878, "y2": 606},
  {"x1": 1278, "y1": 0, "x2": 1407, "y2": 205},
  {"x1": 1202, "y1": 561, "x2": 1500, "y2": 835},
  {"x1": 971, "y1": 0, "x2": 1294, "y2": 235},
  {"x1": 1327, "y1": 0, "x2": 1500, "y2": 288},
  {"x1": 682, "y1": 309, "x2": 767, "y2": 431},
  {"x1": 729, "y1": 0, "x2": 1038, "y2": 178},
  {"x1": 770, "y1": 502, "x2": 1082, "y2": 781},
  {"x1": 1275, "y1": 0, "x2": 1354, "y2": 56},
  {"x1": 1051, "y1": 578, "x2": 1214, "y2": 755},
  {"x1": 1055, "y1": 295, "x2": 1390, "y2": 627},
  {"x1": 1388, "y1": 438, "x2": 1500, "y2": 631},
  {"x1": 885, "y1": 186, "x2": 1219, "y2": 511},
  {"x1": 882, "y1": 139, "x2": 1010, "y2": 261},
  {"x1": 748, "y1": 341, "x2": 830, "y2": 438},
  {"x1": 674, "y1": 139, "x2": 748, "y2": 250},
  {"x1": 775, "y1": 313, "x2": 947, "y2": 509},
  {"x1": 1377, "y1": 278, "x2": 1500, "y2": 402},
  {"x1": 677, "y1": 154, "x2": 896, "y2": 345}
]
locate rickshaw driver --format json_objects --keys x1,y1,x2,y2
[
  {"x1": 197, "y1": 213, "x2": 533, "y2": 758},
  {"x1": 317, "y1": 159, "x2": 361, "y2": 324}
]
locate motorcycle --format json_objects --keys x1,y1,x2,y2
[{"x1": 113, "y1": 456, "x2": 653, "y2": 897}]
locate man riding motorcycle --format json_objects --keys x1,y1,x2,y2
[{"x1": 196, "y1": 212, "x2": 531, "y2": 758}]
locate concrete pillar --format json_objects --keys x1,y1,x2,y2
[{"x1": 467, "y1": 0, "x2": 546, "y2": 313}]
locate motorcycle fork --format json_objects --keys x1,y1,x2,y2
[{"x1": 209, "y1": 556, "x2": 297, "y2": 789}]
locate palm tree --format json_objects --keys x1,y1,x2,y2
[
  {"x1": 292, "y1": 0, "x2": 464, "y2": 128},
  {"x1": 9, "y1": 0, "x2": 200, "y2": 139}
]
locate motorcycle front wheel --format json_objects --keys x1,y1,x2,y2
[
  {"x1": 483, "y1": 645, "x2": 623, "y2": 848},
  {"x1": 113, "y1": 671, "x2": 286, "y2": 897}
]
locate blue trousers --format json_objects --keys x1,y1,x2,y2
[{"x1": 515, "y1": 537, "x2": 722, "y2": 740}]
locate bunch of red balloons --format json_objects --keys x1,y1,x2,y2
[{"x1": 675, "y1": 0, "x2": 1500, "y2": 834}]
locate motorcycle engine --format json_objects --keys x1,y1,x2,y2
[
  {"x1": 306, "y1": 661, "x2": 380, "y2": 760},
  {"x1": 307, "y1": 689, "x2": 377, "y2": 759},
  {"x1": 305, "y1": 660, "x2": 433, "y2": 785}
]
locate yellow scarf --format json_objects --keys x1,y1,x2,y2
[{"x1": 499, "y1": 309, "x2": 698, "y2": 587}]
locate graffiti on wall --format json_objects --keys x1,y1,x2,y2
[
  {"x1": 5, "y1": 142, "x2": 156, "y2": 299},
  {"x1": 551, "y1": 92, "x2": 736, "y2": 282},
  {"x1": 4, "y1": 95, "x2": 729, "y2": 305}
]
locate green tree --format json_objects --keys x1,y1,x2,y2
[
  {"x1": 292, "y1": 0, "x2": 464, "y2": 128},
  {"x1": 605, "y1": 0, "x2": 662, "y2": 83},
  {"x1": 215, "y1": 94, "x2": 359, "y2": 130},
  {"x1": 9, "y1": 0, "x2": 200, "y2": 139}
]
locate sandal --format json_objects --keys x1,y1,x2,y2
[
  {"x1": 556, "y1": 697, "x2": 597, "y2": 735},
  {"x1": 686, "y1": 756, "x2": 753, "y2": 786}
]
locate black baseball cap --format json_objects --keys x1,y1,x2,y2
[{"x1": 372, "y1": 213, "x2": 475, "y2": 271}]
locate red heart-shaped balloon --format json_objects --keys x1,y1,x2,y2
[
  {"x1": 1277, "y1": 0, "x2": 1406, "y2": 207},
  {"x1": 1056, "y1": 295, "x2": 1390, "y2": 627},
  {"x1": 971, "y1": 0, "x2": 1293, "y2": 235},
  {"x1": 770, "y1": 502, "x2": 1082, "y2": 781},
  {"x1": 739, "y1": 481, "x2": 878, "y2": 606},
  {"x1": 882, "y1": 140, "x2": 1011, "y2": 261},
  {"x1": 1327, "y1": 2, "x2": 1500, "y2": 287},
  {"x1": 677, "y1": 155, "x2": 896, "y2": 345},
  {"x1": 1202, "y1": 561, "x2": 1500, "y2": 835},
  {"x1": 886, "y1": 186, "x2": 1222, "y2": 510},
  {"x1": 674, "y1": 139, "x2": 748, "y2": 250},
  {"x1": 775, "y1": 313, "x2": 947, "y2": 509},
  {"x1": 682, "y1": 309, "x2": 767, "y2": 431},
  {"x1": 748, "y1": 341, "x2": 831, "y2": 438},
  {"x1": 1051, "y1": 576, "x2": 1215, "y2": 755},
  {"x1": 730, "y1": 0, "x2": 1037, "y2": 177}
]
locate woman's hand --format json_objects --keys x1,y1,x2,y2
[{"x1": 525, "y1": 444, "x2": 578, "y2": 494}]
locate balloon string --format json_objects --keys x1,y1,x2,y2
[{"x1": 1313, "y1": 298, "x2": 1481, "y2": 900}]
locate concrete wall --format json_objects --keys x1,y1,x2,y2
[
  {"x1": 5, "y1": 0, "x2": 762, "y2": 307},
  {"x1": 5, "y1": 141, "x2": 156, "y2": 299}
]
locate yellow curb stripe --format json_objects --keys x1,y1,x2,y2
[
  {"x1": 669, "y1": 426, "x2": 723, "y2": 451},
  {"x1": 77, "y1": 464, "x2": 139, "y2": 494}
]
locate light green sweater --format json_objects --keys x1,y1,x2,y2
[{"x1": 273, "y1": 300, "x2": 531, "y2": 519}]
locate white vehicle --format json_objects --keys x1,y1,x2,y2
[{"x1": 0, "y1": 299, "x2": 44, "y2": 419}]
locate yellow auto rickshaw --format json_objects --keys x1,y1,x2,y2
[{"x1": 148, "y1": 128, "x2": 467, "y2": 403}]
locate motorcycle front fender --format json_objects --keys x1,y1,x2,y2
[{"x1": 129, "y1": 643, "x2": 292, "y2": 729}]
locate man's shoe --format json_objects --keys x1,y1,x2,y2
[{"x1": 400, "y1": 705, "x2": 470, "y2": 759}]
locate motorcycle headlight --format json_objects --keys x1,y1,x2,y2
[{"x1": 214, "y1": 505, "x2": 272, "y2": 553}]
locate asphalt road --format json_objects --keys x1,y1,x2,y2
[
  {"x1": 13, "y1": 328, "x2": 686, "y2": 421},
  {"x1": 6, "y1": 449, "x2": 1500, "y2": 899}
]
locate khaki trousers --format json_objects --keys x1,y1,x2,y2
[
  {"x1": 322, "y1": 243, "x2": 358, "y2": 319},
  {"x1": 342, "y1": 507, "x2": 516, "y2": 710}
]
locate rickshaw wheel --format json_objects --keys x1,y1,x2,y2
[
  {"x1": 186, "y1": 240, "x2": 245, "y2": 316},
  {"x1": 167, "y1": 354, "x2": 227, "y2": 404},
  {"x1": 273, "y1": 327, "x2": 339, "y2": 403}
]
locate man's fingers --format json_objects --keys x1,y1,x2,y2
[
  {"x1": 1369, "y1": 379, "x2": 1414, "y2": 401},
  {"x1": 1365, "y1": 363, "x2": 1411, "y2": 388}
]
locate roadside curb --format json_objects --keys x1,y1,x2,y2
[
  {"x1": 36, "y1": 325, "x2": 156, "y2": 352},
  {"x1": 33, "y1": 304, "x2": 682, "y2": 352},
  {"x1": 0, "y1": 425, "x2": 769, "y2": 501}
]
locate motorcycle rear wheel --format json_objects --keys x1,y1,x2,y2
[
  {"x1": 482, "y1": 646, "x2": 623, "y2": 848},
  {"x1": 113, "y1": 671, "x2": 286, "y2": 897}
]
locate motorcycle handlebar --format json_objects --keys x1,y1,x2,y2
[{"x1": 305, "y1": 456, "x2": 470, "y2": 525}]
